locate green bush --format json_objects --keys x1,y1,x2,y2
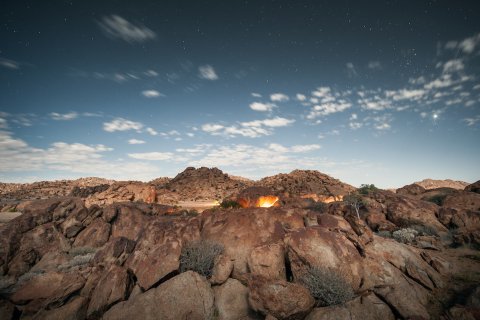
[
  {"x1": 409, "y1": 224, "x2": 439, "y2": 237},
  {"x1": 300, "y1": 267, "x2": 354, "y2": 306},
  {"x1": 68, "y1": 246, "x2": 97, "y2": 257},
  {"x1": 377, "y1": 230, "x2": 393, "y2": 238},
  {"x1": 358, "y1": 184, "x2": 378, "y2": 195},
  {"x1": 179, "y1": 240, "x2": 224, "y2": 278},
  {"x1": 220, "y1": 199, "x2": 241, "y2": 209}
]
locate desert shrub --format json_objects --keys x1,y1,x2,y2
[
  {"x1": 425, "y1": 194, "x2": 447, "y2": 206},
  {"x1": 377, "y1": 230, "x2": 393, "y2": 238},
  {"x1": 17, "y1": 269, "x2": 45, "y2": 284},
  {"x1": 220, "y1": 199, "x2": 241, "y2": 209},
  {"x1": 69, "y1": 246, "x2": 97, "y2": 257},
  {"x1": 300, "y1": 267, "x2": 354, "y2": 306},
  {"x1": 179, "y1": 240, "x2": 224, "y2": 278},
  {"x1": 409, "y1": 224, "x2": 439, "y2": 237},
  {"x1": 58, "y1": 252, "x2": 95, "y2": 271},
  {"x1": 358, "y1": 184, "x2": 378, "y2": 195},
  {"x1": 392, "y1": 228, "x2": 418, "y2": 244}
]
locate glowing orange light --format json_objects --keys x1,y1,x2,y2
[{"x1": 256, "y1": 195, "x2": 279, "y2": 208}]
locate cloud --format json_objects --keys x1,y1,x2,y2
[
  {"x1": 385, "y1": 89, "x2": 426, "y2": 101},
  {"x1": 251, "y1": 93, "x2": 262, "y2": 98},
  {"x1": 146, "y1": 127, "x2": 158, "y2": 136},
  {"x1": 198, "y1": 65, "x2": 218, "y2": 80},
  {"x1": 0, "y1": 57, "x2": 20, "y2": 70},
  {"x1": 249, "y1": 102, "x2": 276, "y2": 112},
  {"x1": 270, "y1": 93, "x2": 289, "y2": 102},
  {"x1": 103, "y1": 118, "x2": 143, "y2": 132},
  {"x1": 464, "y1": 115, "x2": 480, "y2": 126},
  {"x1": 445, "y1": 32, "x2": 480, "y2": 54},
  {"x1": 144, "y1": 70, "x2": 158, "y2": 77},
  {"x1": 202, "y1": 117, "x2": 294, "y2": 138},
  {"x1": 141, "y1": 90, "x2": 163, "y2": 98},
  {"x1": 50, "y1": 112, "x2": 79, "y2": 121},
  {"x1": 291, "y1": 144, "x2": 321, "y2": 152},
  {"x1": 367, "y1": 61, "x2": 382, "y2": 70},
  {"x1": 128, "y1": 152, "x2": 173, "y2": 160},
  {"x1": 98, "y1": 15, "x2": 156, "y2": 43},
  {"x1": 442, "y1": 59, "x2": 464, "y2": 73},
  {"x1": 0, "y1": 118, "x2": 8, "y2": 129},
  {"x1": 307, "y1": 102, "x2": 352, "y2": 119},
  {"x1": 296, "y1": 94, "x2": 306, "y2": 101},
  {"x1": 128, "y1": 139, "x2": 146, "y2": 145},
  {"x1": 346, "y1": 62, "x2": 358, "y2": 77}
]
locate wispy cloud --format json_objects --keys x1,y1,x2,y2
[
  {"x1": 0, "y1": 57, "x2": 20, "y2": 70},
  {"x1": 444, "y1": 32, "x2": 480, "y2": 54},
  {"x1": 198, "y1": 65, "x2": 218, "y2": 80},
  {"x1": 50, "y1": 112, "x2": 79, "y2": 121},
  {"x1": 103, "y1": 118, "x2": 143, "y2": 132},
  {"x1": 249, "y1": 102, "x2": 277, "y2": 112},
  {"x1": 98, "y1": 15, "x2": 156, "y2": 43},
  {"x1": 202, "y1": 117, "x2": 294, "y2": 138},
  {"x1": 346, "y1": 62, "x2": 358, "y2": 78},
  {"x1": 141, "y1": 90, "x2": 164, "y2": 98},
  {"x1": 251, "y1": 92, "x2": 262, "y2": 98},
  {"x1": 146, "y1": 127, "x2": 158, "y2": 136},
  {"x1": 270, "y1": 93, "x2": 289, "y2": 102},
  {"x1": 128, "y1": 139, "x2": 146, "y2": 145},
  {"x1": 464, "y1": 115, "x2": 480, "y2": 126}
]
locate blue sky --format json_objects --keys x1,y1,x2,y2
[{"x1": 1, "y1": 1, "x2": 479, "y2": 187}]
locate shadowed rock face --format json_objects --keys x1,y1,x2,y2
[{"x1": 0, "y1": 169, "x2": 479, "y2": 320}]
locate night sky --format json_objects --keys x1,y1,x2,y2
[{"x1": 1, "y1": 0, "x2": 480, "y2": 187}]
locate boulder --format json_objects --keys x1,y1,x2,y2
[
  {"x1": 31, "y1": 296, "x2": 87, "y2": 320},
  {"x1": 385, "y1": 195, "x2": 447, "y2": 233},
  {"x1": 201, "y1": 208, "x2": 304, "y2": 277},
  {"x1": 73, "y1": 218, "x2": 110, "y2": 248},
  {"x1": 10, "y1": 271, "x2": 85, "y2": 314},
  {"x1": 125, "y1": 217, "x2": 201, "y2": 290},
  {"x1": 396, "y1": 183, "x2": 426, "y2": 197},
  {"x1": 103, "y1": 271, "x2": 215, "y2": 320},
  {"x1": 305, "y1": 292, "x2": 395, "y2": 320},
  {"x1": 247, "y1": 243, "x2": 286, "y2": 281},
  {"x1": 87, "y1": 265, "x2": 132, "y2": 318},
  {"x1": 248, "y1": 276, "x2": 315, "y2": 319},
  {"x1": 110, "y1": 203, "x2": 151, "y2": 241},
  {"x1": 443, "y1": 191, "x2": 480, "y2": 211},
  {"x1": 210, "y1": 254, "x2": 233, "y2": 285},
  {"x1": 285, "y1": 226, "x2": 364, "y2": 289},
  {"x1": 214, "y1": 278, "x2": 260, "y2": 320}
]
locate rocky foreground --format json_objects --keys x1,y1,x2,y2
[{"x1": 0, "y1": 168, "x2": 479, "y2": 320}]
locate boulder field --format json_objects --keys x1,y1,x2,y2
[{"x1": 0, "y1": 177, "x2": 479, "y2": 319}]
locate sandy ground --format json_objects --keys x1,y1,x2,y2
[{"x1": 177, "y1": 200, "x2": 219, "y2": 212}]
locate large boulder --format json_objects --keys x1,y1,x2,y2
[
  {"x1": 10, "y1": 271, "x2": 85, "y2": 315},
  {"x1": 201, "y1": 208, "x2": 304, "y2": 277},
  {"x1": 125, "y1": 216, "x2": 201, "y2": 290},
  {"x1": 247, "y1": 243, "x2": 286, "y2": 281},
  {"x1": 103, "y1": 271, "x2": 215, "y2": 320},
  {"x1": 396, "y1": 183, "x2": 426, "y2": 197},
  {"x1": 305, "y1": 292, "x2": 395, "y2": 320},
  {"x1": 443, "y1": 191, "x2": 480, "y2": 211},
  {"x1": 214, "y1": 278, "x2": 260, "y2": 320},
  {"x1": 285, "y1": 226, "x2": 364, "y2": 289},
  {"x1": 93, "y1": 237, "x2": 136, "y2": 267},
  {"x1": 248, "y1": 276, "x2": 315, "y2": 319},
  {"x1": 210, "y1": 254, "x2": 233, "y2": 285},
  {"x1": 86, "y1": 265, "x2": 132, "y2": 318}
]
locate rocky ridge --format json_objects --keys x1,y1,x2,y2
[{"x1": 0, "y1": 175, "x2": 478, "y2": 319}]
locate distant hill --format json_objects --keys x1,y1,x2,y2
[{"x1": 414, "y1": 179, "x2": 470, "y2": 190}]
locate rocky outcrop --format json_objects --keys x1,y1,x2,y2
[
  {"x1": 465, "y1": 180, "x2": 480, "y2": 193},
  {"x1": 165, "y1": 167, "x2": 251, "y2": 201},
  {"x1": 103, "y1": 271, "x2": 215, "y2": 320},
  {"x1": 256, "y1": 170, "x2": 355, "y2": 199},
  {"x1": 214, "y1": 278, "x2": 260, "y2": 320}
]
